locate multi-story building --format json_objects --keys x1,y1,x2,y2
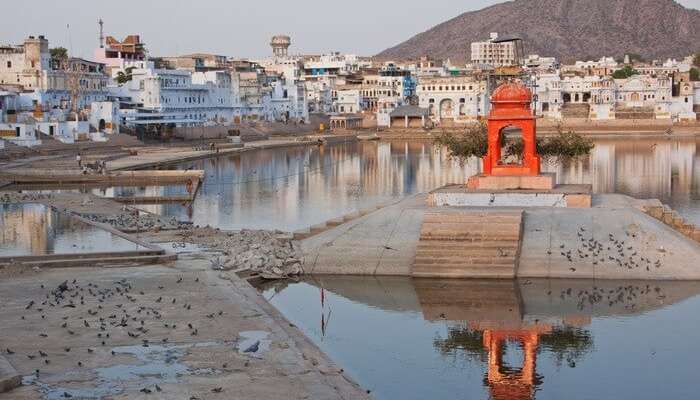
[
  {"x1": 0, "y1": 36, "x2": 110, "y2": 111},
  {"x1": 111, "y1": 61, "x2": 236, "y2": 127},
  {"x1": 94, "y1": 34, "x2": 146, "y2": 75},
  {"x1": 561, "y1": 57, "x2": 618, "y2": 77},
  {"x1": 470, "y1": 33, "x2": 517, "y2": 67},
  {"x1": 531, "y1": 73, "x2": 563, "y2": 119},
  {"x1": 267, "y1": 73, "x2": 308, "y2": 123},
  {"x1": 160, "y1": 53, "x2": 228, "y2": 72},
  {"x1": 334, "y1": 88, "x2": 361, "y2": 114},
  {"x1": 0, "y1": 36, "x2": 52, "y2": 89},
  {"x1": 417, "y1": 75, "x2": 488, "y2": 123}
]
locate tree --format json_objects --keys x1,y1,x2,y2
[
  {"x1": 691, "y1": 68, "x2": 700, "y2": 82},
  {"x1": 612, "y1": 65, "x2": 639, "y2": 79},
  {"x1": 435, "y1": 122, "x2": 594, "y2": 164},
  {"x1": 115, "y1": 66, "x2": 136, "y2": 85},
  {"x1": 693, "y1": 54, "x2": 700, "y2": 68},
  {"x1": 50, "y1": 47, "x2": 68, "y2": 60}
]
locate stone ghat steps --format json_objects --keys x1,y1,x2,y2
[
  {"x1": 412, "y1": 211, "x2": 523, "y2": 279},
  {"x1": 562, "y1": 103, "x2": 590, "y2": 118}
]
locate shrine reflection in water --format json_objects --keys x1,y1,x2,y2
[
  {"x1": 261, "y1": 277, "x2": 700, "y2": 400},
  {"x1": 131, "y1": 137, "x2": 700, "y2": 231}
]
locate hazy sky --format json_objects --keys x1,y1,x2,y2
[{"x1": 1, "y1": 0, "x2": 699, "y2": 60}]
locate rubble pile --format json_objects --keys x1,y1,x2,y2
[
  {"x1": 80, "y1": 213, "x2": 189, "y2": 232},
  {"x1": 0, "y1": 192, "x2": 53, "y2": 203},
  {"x1": 184, "y1": 228, "x2": 303, "y2": 279}
]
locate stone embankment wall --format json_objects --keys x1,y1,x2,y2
[{"x1": 643, "y1": 204, "x2": 700, "y2": 243}]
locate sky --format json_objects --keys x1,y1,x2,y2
[{"x1": 1, "y1": 0, "x2": 699, "y2": 60}]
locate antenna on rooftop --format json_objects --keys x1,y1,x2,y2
[{"x1": 99, "y1": 18, "x2": 104, "y2": 48}]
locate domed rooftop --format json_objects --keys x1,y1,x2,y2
[{"x1": 491, "y1": 82, "x2": 532, "y2": 103}]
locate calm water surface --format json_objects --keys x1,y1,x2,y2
[
  {"x1": 130, "y1": 138, "x2": 700, "y2": 231},
  {"x1": 262, "y1": 277, "x2": 700, "y2": 400},
  {"x1": 0, "y1": 203, "x2": 146, "y2": 256}
]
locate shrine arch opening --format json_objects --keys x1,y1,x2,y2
[{"x1": 499, "y1": 125, "x2": 525, "y2": 166}]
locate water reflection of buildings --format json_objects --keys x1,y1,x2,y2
[
  {"x1": 301, "y1": 276, "x2": 700, "y2": 400},
  {"x1": 546, "y1": 139, "x2": 699, "y2": 201},
  {"x1": 0, "y1": 204, "x2": 53, "y2": 256},
  {"x1": 172, "y1": 141, "x2": 478, "y2": 230},
  {"x1": 154, "y1": 138, "x2": 700, "y2": 230}
]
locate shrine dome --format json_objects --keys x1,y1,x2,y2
[{"x1": 491, "y1": 82, "x2": 532, "y2": 103}]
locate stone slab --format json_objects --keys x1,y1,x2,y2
[
  {"x1": 429, "y1": 184, "x2": 592, "y2": 208},
  {"x1": 467, "y1": 173, "x2": 555, "y2": 190}
]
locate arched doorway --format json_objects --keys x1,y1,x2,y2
[
  {"x1": 631, "y1": 92, "x2": 640, "y2": 102},
  {"x1": 563, "y1": 93, "x2": 571, "y2": 103},
  {"x1": 98, "y1": 119, "x2": 106, "y2": 131},
  {"x1": 459, "y1": 103, "x2": 467, "y2": 116},
  {"x1": 439, "y1": 99, "x2": 454, "y2": 120}
]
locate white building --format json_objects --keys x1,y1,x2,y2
[
  {"x1": 417, "y1": 76, "x2": 488, "y2": 123},
  {"x1": 335, "y1": 88, "x2": 361, "y2": 114},
  {"x1": 0, "y1": 36, "x2": 110, "y2": 111},
  {"x1": 110, "y1": 61, "x2": 235, "y2": 127},
  {"x1": 562, "y1": 57, "x2": 619, "y2": 76},
  {"x1": 524, "y1": 55, "x2": 558, "y2": 71},
  {"x1": 268, "y1": 75, "x2": 308, "y2": 122},
  {"x1": 470, "y1": 33, "x2": 517, "y2": 67},
  {"x1": 531, "y1": 73, "x2": 563, "y2": 119}
]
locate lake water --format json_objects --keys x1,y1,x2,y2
[
  {"x1": 262, "y1": 276, "x2": 700, "y2": 400},
  {"x1": 118, "y1": 137, "x2": 700, "y2": 230},
  {"x1": 0, "y1": 203, "x2": 147, "y2": 257}
]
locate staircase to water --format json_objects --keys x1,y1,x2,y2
[
  {"x1": 412, "y1": 210, "x2": 523, "y2": 279},
  {"x1": 561, "y1": 103, "x2": 590, "y2": 119},
  {"x1": 615, "y1": 106, "x2": 655, "y2": 119}
]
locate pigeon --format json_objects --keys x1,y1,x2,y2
[{"x1": 244, "y1": 340, "x2": 260, "y2": 353}]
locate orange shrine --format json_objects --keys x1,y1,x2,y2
[{"x1": 483, "y1": 82, "x2": 541, "y2": 176}]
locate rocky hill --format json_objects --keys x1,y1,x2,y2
[{"x1": 376, "y1": 0, "x2": 700, "y2": 63}]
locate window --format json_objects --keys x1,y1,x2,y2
[{"x1": 6, "y1": 61, "x2": 11, "y2": 68}]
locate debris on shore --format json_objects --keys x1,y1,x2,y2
[
  {"x1": 178, "y1": 227, "x2": 303, "y2": 279},
  {"x1": 81, "y1": 212, "x2": 189, "y2": 232}
]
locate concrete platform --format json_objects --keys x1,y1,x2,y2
[
  {"x1": 0, "y1": 258, "x2": 369, "y2": 399},
  {"x1": 301, "y1": 193, "x2": 700, "y2": 280},
  {"x1": 429, "y1": 184, "x2": 592, "y2": 208},
  {"x1": 467, "y1": 173, "x2": 555, "y2": 190}
]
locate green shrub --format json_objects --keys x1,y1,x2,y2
[{"x1": 435, "y1": 123, "x2": 594, "y2": 165}]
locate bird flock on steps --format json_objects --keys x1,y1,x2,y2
[{"x1": 546, "y1": 226, "x2": 665, "y2": 273}]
